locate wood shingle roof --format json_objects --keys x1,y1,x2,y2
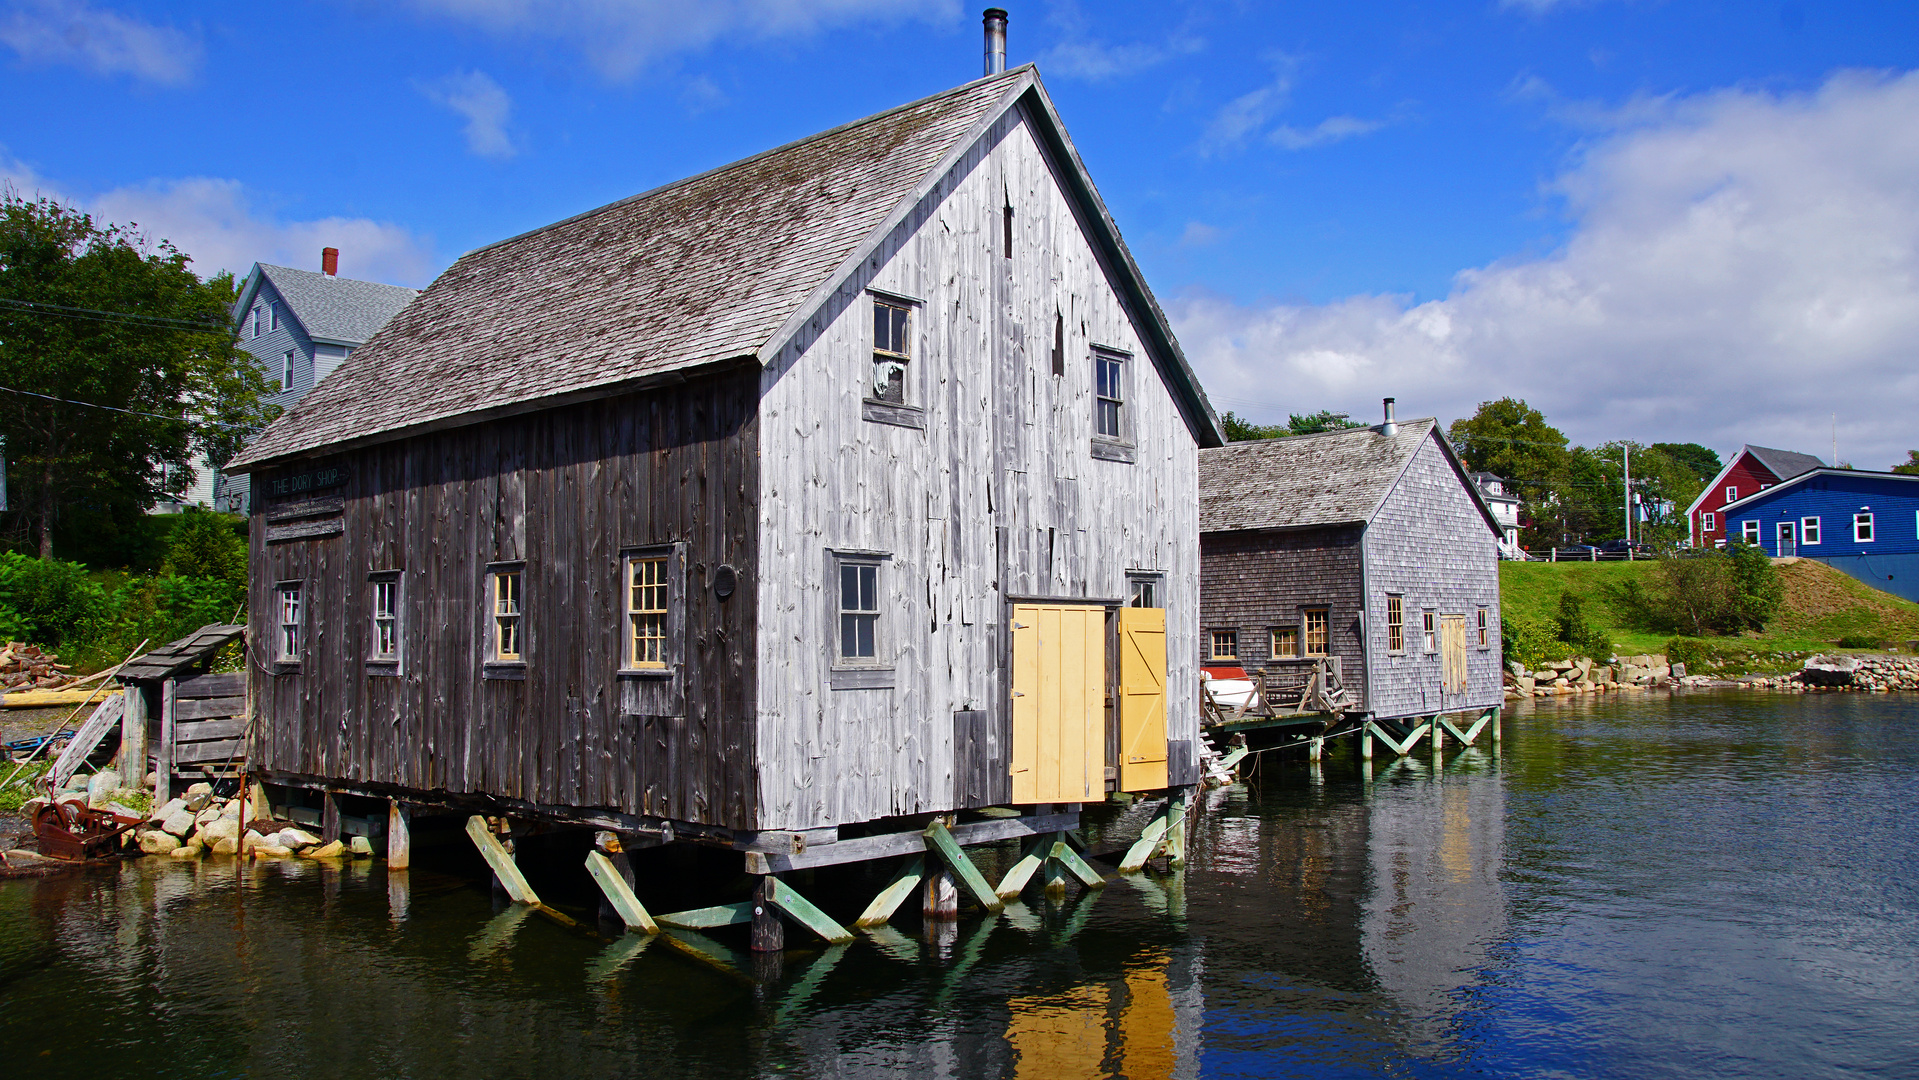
[{"x1": 231, "y1": 68, "x2": 1032, "y2": 468}]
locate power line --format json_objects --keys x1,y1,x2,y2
[
  {"x1": 0, "y1": 385, "x2": 261, "y2": 429},
  {"x1": 0, "y1": 296, "x2": 232, "y2": 335}
]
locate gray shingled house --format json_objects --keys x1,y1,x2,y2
[
  {"x1": 1198, "y1": 403, "x2": 1504, "y2": 723},
  {"x1": 226, "y1": 65, "x2": 1222, "y2": 874}
]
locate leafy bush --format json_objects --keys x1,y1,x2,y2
[
  {"x1": 1617, "y1": 544, "x2": 1783, "y2": 636},
  {"x1": 1502, "y1": 611, "x2": 1566, "y2": 670},
  {"x1": 1837, "y1": 634, "x2": 1881, "y2": 649},
  {"x1": 0, "y1": 552, "x2": 110, "y2": 646},
  {"x1": 162, "y1": 507, "x2": 247, "y2": 586},
  {"x1": 1665, "y1": 637, "x2": 1714, "y2": 669},
  {"x1": 1555, "y1": 590, "x2": 1612, "y2": 660}
]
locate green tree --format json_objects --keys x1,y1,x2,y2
[
  {"x1": 0, "y1": 193, "x2": 278, "y2": 558},
  {"x1": 1219, "y1": 409, "x2": 1364, "y2": 441},
  {"x1": 1286, "y1": 410, "x2": 1363, "y2": 435},
  {"x1": 1649, "y1": 442, "x2": 1722, "y2": 484},
  {"x1": 162, "y1": 506, "x2": 246, "y2": 586},
  {"x1": 1220, "y1": 411, "x2": 1287, "y2": 441},
  {"x1": 1448, "y1": 398, "x2": 1572, "y2": 547},
  {"x1": 1891, "y1": 451, "x2": 1919, "y2": 475}
]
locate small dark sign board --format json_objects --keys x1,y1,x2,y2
[{"x1": 263, "y1": 465, "x2": 348, "y2": 500}]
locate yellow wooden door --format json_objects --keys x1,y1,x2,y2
[
  {"x1": 1010, "y1": 603, "x2": 1105, "y2": 803},
  {"x1": 1441, "y1": 614, "x2": 1468, "y2": 695},
  {"x1": 1117, "y1": 606, "x2": 1168, "y2": 792}
]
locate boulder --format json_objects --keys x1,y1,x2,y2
[
  {"x1": 1509, "y1": 661, "x2": 1528, "y2": 678},
  {"x1": 348, "y1": 836, "x2": 374, "y2": 857},
  {"x1": 1514, "y1": 676, "x2": 1535, "y2": 695},
  {"x1": 219, "y1": 799, "x2": 243, "y2": 820},
  {"x1": 210, "y1": 836, "x2": 239, "y2": 856},
  {"x1": 184, "y1": 787, "x2": 214, "y2": 812},
  {"x1": 240, "y1": 829, "x2": 270, "y2": 852},
  {"x1": 1593, "y1": 666, "x2": 1614, "y2": 684},
  {"x1": 144, "y1": 771, "x2": 158, "y2": 788},
  {"x1": 275, "y1": 827, "x2": 321, "y2": 849},
  {"x1": 254, "y1": 844, "x2": 294, "y2": 859},
  {"x1": 306, "y1": 840, "x2": 347, "y2": 859},
  {"x1": 86, "y1": 769, "x2": 122, "y2": 807},
  {"x1": 161, "y1": 808, "x2": 198, "y2": 837},
  {"x1": 138, "y1": 830, "x2": 181, "y2": 856},
  {"x1": 150, "y1": 797, "x2": 188, "y2": 824},
  {"x1": 195, "y1": 804, "x2": 224, "y2": 827},
  {"x1": 1802, "y1": 655, "x2": 1862, "y2": 687},
  {"x1": 1671, "y1": 662, "x2": 1687, "y2": 678},
  {"x1": 200, "y1": 818, "x2": 240, "y2": 847},
  {"x1": 169, "y1": 841, "x2": 203, "y2": 860}
]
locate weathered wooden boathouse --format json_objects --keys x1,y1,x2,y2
[
  {"x1": 227, "y1": 58, "x2": 1223, "y2": 936},
  {"x1": 1197, "y1": 402, "x2": 1504, "y2": 757}
]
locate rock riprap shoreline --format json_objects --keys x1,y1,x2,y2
[{"x1": 1506, "y1": 652, "x2": 1919, "y2": 699}]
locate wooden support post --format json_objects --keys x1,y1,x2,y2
[
  {"x1": 1431, "y1": 717, "x2": 1444, "y2": 749},
  {"x1": 1163, "y1": 788, "x2": 1190, "y2": 869},
  {"x1": 767, "y1": 877, "x2": 854, "y2": 945},
  {"x1": 923, "y1": 866, "x2": 959, "y2": 920},
  {"x1": 1361, "y1": 730, "x2": 1373, "y2": 760},
  {"x1": 1043, "y1": 850, "x2": 1067, "y2": 899},
  {"x1": 321, "y1": 791, "x2": 342, "y2": 844},
  {"x1": 1492, "y1": 706, "x2": 1503, "y2": 743},
  {"x1": 1308, "y1": 737, "x2": 1323, "y2": 761},
  {"x1": 751, "y1": 875, "x2": 785, "y2": 953},
  {"x1": 995, "y1": 835, "x2": 1048, "y2": 899},
  {"x1": 585, "y1": 850, "x2": 658, "y2": 933},
  {"x1": 463, "y1": 816, "x2": 538, "y2": 905},
  {"x1": 922, "y1": 822, "x2": 1004, "y2": 913},
  {"x1": 119, "y1": 684, "x2": 144, "y2": 788},
  {"x1": 855, "y1": 855, "x2": 925, "y2": 928},
  {"x1": 387, "y1": 801, "x2": 410, "y2": 869}
]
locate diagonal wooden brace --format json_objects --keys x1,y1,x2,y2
[
  {"x1": 1119, "y1": 814, "x2": 1170, "y2": 873},
  {"x1": 465, "y1": 816, "x2": 538, "y2": 905},
  {"x1": 1439, "y1": 709, "x2": 1493, "y2": 746},
  {"x1": 995, "y1": 836, "x2": 1049, "y2": 899},
  {"x1": 767, "y1": 877, "x2": 855, "y2": 944},
  {"x1": 1050, "y1": 838, "x2": 1106, "y2": 889},
  {"x1": 585, "y1": 850, "x2": 658, "y2": 933},
  {"x1": 1364, "y1": 720, "x2": 1428, "y2": 757},
  {"x1": 923, "y1": 822, "x2": 1005, "y2": 912},
  {"x1": 656, "y1": 902, "x2": 754, "y2": 929},
  {"x1": 855, "y1": 854, "x2": 925, "y2": 927}
]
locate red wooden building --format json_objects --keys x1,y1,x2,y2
[{"x1": 1686, "y1": 445, "x2": 1824, "y2": 547}]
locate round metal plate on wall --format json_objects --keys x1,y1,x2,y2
[{"x1": 714, "y1": 564, "x2": 737, "y2": 598}]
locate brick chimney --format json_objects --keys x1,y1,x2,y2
[{"x1": 321, "y1": 247, "x2": 339, "y2": 276}]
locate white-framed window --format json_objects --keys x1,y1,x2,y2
[
  {"x1": 1760, "y1": 483, "x2": 1773, "y2": 490},
  {"x1": 281, "y1": 351, "x2": 295, "y2": 391},
  {"x1": 1725, "y1": 486, "x2": 1738, "y2": 502},
  {"x1": 270, "y1": 303, "x2": 280, "y2": 331},
  {"x1": 369, "y1": 571, "x2": 400, "y2": 667},
  {"x1": 1209, "y1": 629, "x2": 1238, "y2": 661},
  {"x1": 490, "y1": 566, "x2": 524, "y2": 663},
  {"x1": 1802, "y1": 516, "x2": 1821, "y2": 545},
  {"x1": 1271, "y1": 626, "x2": 1298, "y2": 659},
  {"x1": 1094, "y1": 349, "x2": 1126, "y2": 440},
  {"x1": 1421, "y1": 609, "x2": 1437, "y2": 654},
  {"x1": 276, "y1": 582, "x2": 302, "y2": 662},
  {"x1": 625, "y1": 554, "x2": 669, "y2": 669},
  {"x1": 1477, "y1": 607, "x2": 1490, "y2": 649},
  {"x1": 1305, "y1": 608, "x2": 1330, "y2": 656},
  {"x1": 1741, "y1": 520, "x2": 1760, "y2": 543},
  {"x1": 837, "y1": 558, "x2": 882, "y2": 662},
  {"x1": 254, "y1": 305, "x2": 266, "y2": 338},
  {"x1": 1702, "y1": 512, "x2": 1716, "y2": 532},
  {"x1": 1386, "y1": 595, "x2": 1404, "y2": 653},
  {"x1": 870, "y1": 295, "x2": 911, "y2": 405},
  {"x1": 1855, "y1": 512, "x2": 1874, "y2": 543}
]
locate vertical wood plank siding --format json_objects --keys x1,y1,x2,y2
[
  {"x1": 1362, "y1": 435, "x2": 1504, "y2": 720},
  {"x1": 755, "y1": 102, "x2": 1201, "y2": 831},
  {"x1": 248, "y1": 368, "x2": 760, "y2": 828},
  {"x1": 1197, "y1": 525, "x2": 1367, "y2": 710}
]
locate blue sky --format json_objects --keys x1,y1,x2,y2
[{"x1": 4, "y1": 1, "x2": 1918, "y2": 468}]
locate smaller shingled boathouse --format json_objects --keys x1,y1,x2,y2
[
  {"x1": 1197, "y1": 401, "x2": 1504, "y2": 757},
  {"x1": 225, "y1": 52, "x2": 1220, "y2": 949}
]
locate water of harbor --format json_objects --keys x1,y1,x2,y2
[{"x1": 3, "y1": 690, "x2": 1916, "y2": 1079}]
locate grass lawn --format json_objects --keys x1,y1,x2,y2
[{"x1": 1499, "y1": 558, "x2": 1919, "y2": 659}]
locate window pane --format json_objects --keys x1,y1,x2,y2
[
  {"x1": 859, "y1": 565, "x2": 877, "y2": 611},
  {"x1": 857, "y1": 613, "x2": 875, "y2": 657},
  {"x1": 874, "y1": 303, "x2": 888, "y2": 349},
  {"x1": 841, "y1": 564, "x2": 859, "y2": 610},
  {"x1": 841, "y1": 613, "x2": 858, "y2": 657}
]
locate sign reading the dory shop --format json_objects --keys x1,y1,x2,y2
[{"x1": 264, "y1": 464, "x2": 349, "y2": 500}]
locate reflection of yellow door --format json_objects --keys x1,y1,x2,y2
[
  {"x1": 1441, "y1": 614, "x2": 1467, "y2": 695},
  {"x1": 1010, "y1": 604, "x2": 1104, "y2": 803},
  {"x1": 1118, "y1": 607, "x2": 1168, "y2": 792}
]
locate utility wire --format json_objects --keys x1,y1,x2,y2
[
  {"x1": 0, "y1": 384, "x2": 260, "y2": 429},
  {"x1": 0, "y1": 296, "x2": 232, "y2": 334}
]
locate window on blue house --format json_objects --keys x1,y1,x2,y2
[
  {"x1": 1802, "y1": 517, "x2": 1820, "y2": 545},
  {"x1": 1855, "y1": 513, "x2": 1874, "y2": 543},
  {"x1": 1741, "y1": 520, "x2": 1760, "y2": 544}
]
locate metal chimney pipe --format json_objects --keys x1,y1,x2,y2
[
  {"x1": 1381, "y1": 397, "x2": 1397, "y2": 437},
  {"x1": 983, "y1": 8, "x2": 1007, "y2": 75}
]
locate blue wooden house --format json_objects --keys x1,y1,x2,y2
[{"x1": 1721, "y1": 468, "x2": 1919, "y2": 602}]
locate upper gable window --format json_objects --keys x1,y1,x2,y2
[
  {"x1": 871, "y1": 296, "x2": 911, "y2": 405},
  {"x1": 1094, "y1": 350, "x2": 1126, "y2": 440},
  {"x1": 270, "y1": 303, "x2": 281, "y2": 332},
  {"x1": 1725, "y1": 486, "x2": 1738, "y2": 503},
  {"x1": 253, "y1": 305, "x2": 266, "y2": 338},
  {"x1": 281, "y1": 351, "x2": 295, "y2": 391}
]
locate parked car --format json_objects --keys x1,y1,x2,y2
[{"x1": 1598, "y1": 539, "x2": 1652, "y2": 555}]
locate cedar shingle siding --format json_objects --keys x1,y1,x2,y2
[{"x1": 1199, "y1": 525, "x2": 1367, "y2": 710}]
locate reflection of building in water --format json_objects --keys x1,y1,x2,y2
[
  {"x1": 1361, "y1": 764, "x2": 1507, "y2": 1049},
  {"x1": 1005, "y1": 946, "x2": 1202, "y2": 1080}
]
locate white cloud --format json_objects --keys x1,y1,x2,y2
[
  {"x1": 1173, "y1": 69, "x2": 1919, "y2": 470},
  {"x1": 1270, "y1": 114, "x2": 1387, "y2": 151},
  {"x1": 2, "y1": 155, "x2": 437, "y2": 287},
  {"x1": 1200, "y1": 65, "x2": 1294, "y2": 155},
  {"x1": 1042, "y1": 35, "x2": 1204, "y2": 82},
  {"x1": 406, "y1": 0, "x2": 957, "y2": 81},
  {"x1": 1178, "y1": 221, "x2": 1223, "y2": 249},
  {"x1": 0, "y1": 0, "x2": 199, "y2": 85},
  {"x1": 419, "y1": 69, "x2": 518, "y2": 160}
]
